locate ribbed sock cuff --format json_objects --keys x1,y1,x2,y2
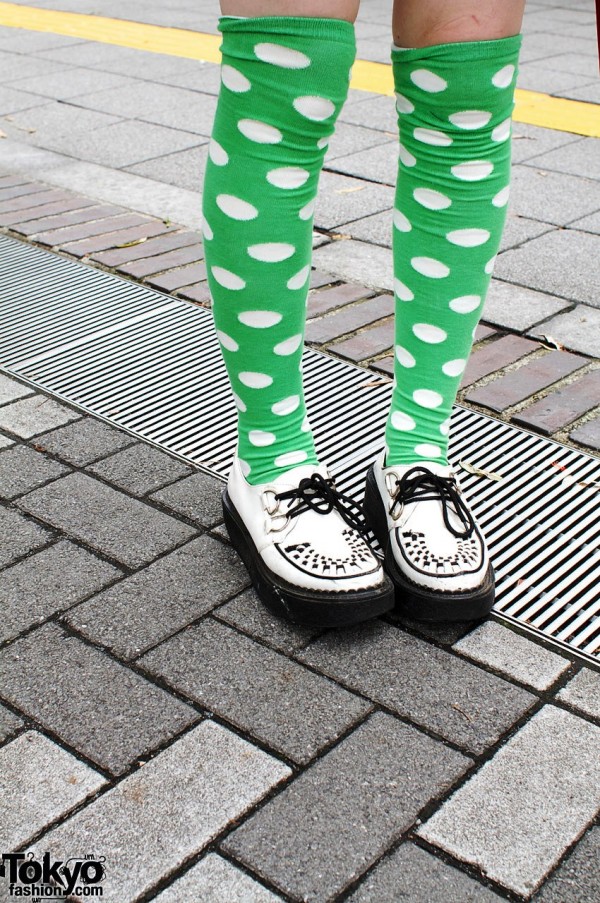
[
  {"x1": 218, "y1": 14, "x2": 356, "y2": 48},
  {"x1": 391, "y1": 33, "x2": 522, "y2": 64}
]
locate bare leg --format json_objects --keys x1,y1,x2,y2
[
  {"x1": 220, "y1": 0, "x2": 360, "y2": 24},
  {"x1": 392, "y1": 0, "x2": 526, "y2": 46}
]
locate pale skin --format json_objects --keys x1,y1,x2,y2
[{"x1": 220, "y1": 0, "x2": 526, "y2": 44}]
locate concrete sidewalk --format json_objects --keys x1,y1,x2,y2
[{"x1": 1, "y1": 1, "x2": 600, "y2": 901}]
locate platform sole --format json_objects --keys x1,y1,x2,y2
[
  {"x1": 222, "y1": 489, "x2": 395, "y2": 628},
  {"x1": 363, "y1": 465, "x2": 495, "y2": 622}
]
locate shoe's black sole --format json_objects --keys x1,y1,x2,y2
[
  {"x1": 222, "y1": 489, "x2": 395, "y2": 628},
  {"x1": 363, "y1": 465, "x2": 495, "y2": 622}
]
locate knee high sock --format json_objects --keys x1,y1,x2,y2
[
  {"x1": 384, "y1": 36, "x2": 522, "y2": 466},
  {"x1": 202, "y1": 15, "x2": 355, "y2": 485}
]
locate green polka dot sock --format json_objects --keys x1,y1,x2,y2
[
  {"x1": 384, "y1": 35, "x2": 522, "y2": 466},
  {"x1": 202, "y1": 15, "x2": 356, "y2": 485}
]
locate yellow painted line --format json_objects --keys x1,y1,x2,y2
[{"x1": 1, "y1": 1, "x2": 598, "y2": 138}]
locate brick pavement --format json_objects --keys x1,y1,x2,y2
[{"x1": 0, "y1": 1, "x2": 599, "y2": 900}]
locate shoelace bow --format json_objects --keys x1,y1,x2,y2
[
  {"x1": 274, "y1": 473, "x2": 374, "y2": 543},
  {"x1": 390, "y1": 466, "x2": 475, "y2": 539}
]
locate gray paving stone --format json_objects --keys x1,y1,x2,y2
[
  {"x1": 0, "y1": 373, "x2": 34, "y2": 406},
  {"x1": 524, "y1": 137, "x2": 600, "y2": 182},
  {"x1": 299, "y1": 621, "x2": 536, "y2": 754},
  {"x1": 348, "y1": 842, "x2": 503, "y2": 902},
  {"x1": 0, "y1": 506, "x2": 52, "y2": 569},
  {"x1": 32, "y1": 721, "x2": 290, "y2": 902},
  {"x1": 35, "y1": 415, "x2": 136, "y2": 466},
  {"x1": 570, "y1": 208, "x2": 600, "y2": 235},
  {"x1": 0, "y1": 394, "x2": 81, "y2": 438},
  {"x1": 0, "y1": 28, "x2": 84, "y2": 53},
  {"x1": 0, "y1": 444, "x2": 69, "y2": 500},
  {"x1": 155, "y1": 853, "x2": 283, "y2": 903},
  {"x1": 0, "y1": 432, "x2": 14, "y2": 449},
  {"x1": 216, "y1": 587, "x2": 321, "y2": 655},
  {"x1": 529, "y1": 305, "x2": 600, "y2": 357},
  {"x1": 156, "y1": 62, "x2": 222, "y2": 95},
  {"x1": 141, "y1": 618, "x2": 370, "y2": 764},
  {"x1": 1, "y1": 100, "x2": 121, "y2": 145},
  {"x1": 0, "y1": 85, "x2": 46, "y2": 115},
  {"x1": 419, "y1": 705, "x2": 600, "y2": 896},
  {"x1": 536, "y1": 826, "x2": 600, "y2": 902},
  {"x1": 223, "y1": 711, "x2": 470, "y2": 902},
  {"x1": 482, "y1": 279, "x2": 571, "y2": 332},
  {"x1": 65, "y1": 535, "x2": 249, "y2": 659},
  {"x1": 497, "y1": 230, "x2": 600, "y2": 309},
  {"x1": 0, "y1": 51, "x2": 71, "y2": 84},
  {"x1": 325, "y1": 121, "x2": 393, "y2": 163},
  {"x1": 17, "y1": 471, "x2": 196, "y2": 568},
  {"x1": 500, "y1": 213, "x2": 556, "y2": 251},
  {"x1": 2, "y1": 539, "x2": 120, "y2": 644},
  {"x1": 43, "y1": 119, "x2": 203, "y2": 168},
  {"x1": 328, "y1": 141, "x2": 398, "y2": 186},
  {"x1": 39, "y1": 42, "x2": 202, "y2": 80},
  {"x1": 75, "y1": 81, "x2": 218, "y2": 136},
  {"x1": 0, "y1": 731, "x2": 105, "y2": 852},
  {"x1": 313, "y1": 239, "x2": 393, "y2": 291},
  {"x1": 0, "y1": 623, "x2": 198, "y2": 775},
  {"x1": 516, "y1": 64, "x2": 598, "y2": 98},
  {"x1": 338, "y1": 95, "x2": 398, "y2": 133},
  {"x1": 557, "y1": 667, "x2": 600, "y2": 721},
  {"x1": 0, "y1": 704, "x2": 23, "y2": 744},
  {"x1": 508, "y1": 165, "x2": 600, "y2": 226},
  {"x1": 87, "y1": 442, "x2": 192, "y2": 496},
  {"x1": 315, "y1": 171, "x2": 394, "y2": 231},
  {"x1": 126, "y1": 144, "x2": 209, "y2": 192},
  {"x1": 454, "y1": 620, "x2": 570, "y2": 691},
  {"x1": 149, "y1": 470, "x2": 224, "y2": 528},
  {"x1": 9, "y1": 67, "x2": 135, "y2": 101}
]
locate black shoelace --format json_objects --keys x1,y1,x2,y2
[
  {"x1": 390, "y1": 466, "x2": 475, "y2": 539},
  {"x1": 274, "y1": 473, "x2": 373, "y2": 542}
]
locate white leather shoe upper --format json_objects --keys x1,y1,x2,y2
[
  {"x1": 372, "y1": 447, "x2": 490, "y2": 593},
  {"x1": 227, "y1": 455, "x2": 386, "y2": 593}
]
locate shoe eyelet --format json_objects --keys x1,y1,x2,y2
[
  {"x1": 389, "y1": 500, "x2": 404, "y2": 521},
  {"x1": 262, "y1": 489, "x2": 280, "y2": 516}
]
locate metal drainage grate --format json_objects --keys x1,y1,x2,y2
[{"x1": 1, "y1": 234, "x2": 599, "y2": 666}]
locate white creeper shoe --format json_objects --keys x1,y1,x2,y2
[
  {"x1": 222, "y1": 455, "x2": 394, "y2": 627},
  {"x1": 363, "y1": 447, "x2": 494, "y2": 621}
]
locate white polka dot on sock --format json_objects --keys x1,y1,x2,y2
[
  {"x1": 414, "y1": 128, "x2": 452, "y2": 147},
  {"x1": 254, "y1": 42, "x2": 310, "y2": 69},
  {"x1": 238, "y1": 311, "x2": 282, "y2": 328},
  {"x1": 247, "y1": 242, "x2": 295, "y2": 262},
  {"x1": 216, "y1": 194, "x2": 258, "y2": 220},
  {"x1": 395, "y1": 92, "x2": 414, "y2": 113},
  {"x1": 272, "y1": 395, "x2": 300, "y2": 416},
  {"x1": 317, "y1": 136, "x2": 329, "y2": 149},
  {"x1": 249, "y1": 430, "x2": 276, "y2": 446},
  {"x1": 211, "y1": 266, "x2": 246, "y2": 290},
  {"x1": 411, "y1": 257, "x2": 450, "y2": 279},
  {"x1": 413, "y1": 323, "x2": 447, "y2": 343},
  {"x1": 492, "y1": 64, "x2": 515, "y2": 88},
  {"x1": 216, "y1": 330, "x2": 238, "y2": 351},
  {"x1": 392, "y1": 411, "x2": 416, "y2": 431},
  {"x1": 440, "y1": 417, "x2": 451, "y2": 436},
  {"x1": 395, "y1": 345, "x2": 416, "y2": 367},
  {"x1": 442, "y1": 358, "x2": 466, "y2": 376},
  {"x1": 451, "y1": 160, "x2": 494, "y2": 181},
  {"x1": 232, "y1": 391, "x2": 246, "y2": 412},
  {"x1": 446, "y1": 228, "x2": 490, "y2": 247},
  {"x1": 299, "y1": 198, "x2": 315, "y2": 220},
  {"x1": 449, "y1": 295, "x2": 481, "y2": 313},
  {"x1": 267, "y1": 166, "x2": 310, "y2": 189},
  {"x1": 301, "y1": 414, "x2": 310, "y2": 432},
  {"x1": 415, "y1": 443, "x2": 443, "y2": 458},
  {"x1": 239, "y1": 372, "x2": 273, "y2": 388},
  {"x1": 414, "y1": 389, "x2": 444, "y2": 408},
  {"x1": 201, "y1": 214, "x2": 213, "y2": 241},
  {"x1": 413, "y1": 188, "x2": 452, "y2": 210},
  {"x1": 275, "y1": 450, "x2": 309, "y2": 467},
  {"x1": 209, "y1": 138, "x2": 229, "y2": 165},
  {"x1": 492, "y1": 185, "x2": 510, "y2": 207},
  {"x1": 448, "y1": 110, "x2": 492, "y2": 129},
  {"x1": 221, "y1": 65, "x2": 251, "y2": 92},
  {"x1": 287, "y1": 265, "x2": 310, "y2": 289},
  {"x1": 293, "y1": 95, "x2": 335, "y2": 121},
  {"x1": 492, "y1": 118, "x2": 512, "y2": 142},
  {"x1": 238, "y1": 119, "x2": 283, "y2": 144},
  {"x1": 394, "y1": 278, "x2": 414, "y2": 301},
  {"x1": 398, "y1": 144, "x2": 416, "y2": 167},
  {"x1": 393, "y1": 209, "x2": 412, "y2": 232},
  {"x1": 485, "y1": 255, "x2": 497, "y2": 274},
  {"x1": 239, "y1": 458, "x2": 251, "y2": 477},
  {"x1": 274, "y1": 334, "x2": 302, "y2": 355},
  {"x1": 410, "y1": 69, "x2": 447, "y2": 92}
]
